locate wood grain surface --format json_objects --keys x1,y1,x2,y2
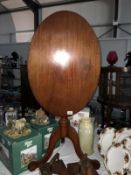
[{"x1": 28, "y1": 11, "x2": 101, "y2": 117}]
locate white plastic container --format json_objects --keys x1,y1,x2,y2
[{"x1": 5, "y1": 107, "x2": 17, "y2": 125}]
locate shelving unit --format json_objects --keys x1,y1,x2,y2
[
  {"x1": 20, "y1": 64, "x2": 40, "y2": 116},
  {"x1": 0, "y1": 64, "x2": 21, "y2": 107},
  {"x1": 0, "y1": 63, "x2": 40, "y2": 118}
]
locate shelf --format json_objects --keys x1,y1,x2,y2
[{"x1": 0, "y1": 64, "x2": 21, "y2": 107}]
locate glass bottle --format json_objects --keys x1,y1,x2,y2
[
  {"x1": 5, "y1": 107, "x2": 17, "y2": 125},
  {"x1": 78, "y1": 117, "x2": 94, "y2": 155}
]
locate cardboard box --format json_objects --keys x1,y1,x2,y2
[
  {"x1": 30, "y1": 118, "x2": 60, "y2": 154},
  {"x1": 0, "y1": 128, "x2": 42, "y2": 175}
]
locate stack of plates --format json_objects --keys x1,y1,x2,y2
[{"x1": 98, "y1": 127, "x2": 131, "y2": 175}]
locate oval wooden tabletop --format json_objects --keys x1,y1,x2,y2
[{"x1": 28, "y1": 11, "x2": 101, "y2": 117}]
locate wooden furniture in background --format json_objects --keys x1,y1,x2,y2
[{"x1": 97, "y1": 66, "x2": 131, "y2": 127}]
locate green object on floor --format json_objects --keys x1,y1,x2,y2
[{"x1": 0, "y1": 128, "x2": 42, "y2": 175}]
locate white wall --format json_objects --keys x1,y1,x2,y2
[
  {"x1": 0, "y1": 0, "x2": 131, "y2": 42},
  {"x1": 117, "y1": 0, "x2": 131, "y2": 38},
  {"x1": 42, "y1": 0, "x2": 114, "y2": 23},
  {"x1": 0, "y1": 10, "x2": 34, "y2": 43},
  {"x1": 0, "y1": 0, "x2": 114, "y2": 44},
  {"x1": 41, "y1": 0, "x2": 114, "y2": 38},
  {"x1": 100, "y1": 38, "x2": 131, "y2": 67}
]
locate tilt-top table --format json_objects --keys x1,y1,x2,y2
[{"x1": 27, "y1": 11, "x2": 101, "y2": 174}]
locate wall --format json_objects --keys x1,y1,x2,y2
[
  {"x1": 0, "y1": 10, "x2": 34, "y2": 43},
  {"x1": 0, "y1": 38, "x2": 130, "y2": 67},
  {"x1": 0, "y1": 0, "x2": 114, "y2": 44},
  {"x1": 41, "y1": 0, "x2": 114, "y2": 38},
  {"x1": 100, "y1": 38, "x2": 131, "y2": 67},
  {"x1": 118, "y1": 0, "x2": 131, "y2": 37}
]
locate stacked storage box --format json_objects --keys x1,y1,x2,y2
[
  {"x1": 30, "y1": 118, "x2": 60, "y2": 154},
  {"x1": 0, "y1": 128, "x2": 42, "y2": 175}
]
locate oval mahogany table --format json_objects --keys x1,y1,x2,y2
[{"x1": 27, "y1": 11, "x2": 101, "y2": 173}]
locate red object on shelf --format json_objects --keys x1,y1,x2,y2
[{"x1": 107, "y1": 51, "x2": 118, "y2": 65}]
